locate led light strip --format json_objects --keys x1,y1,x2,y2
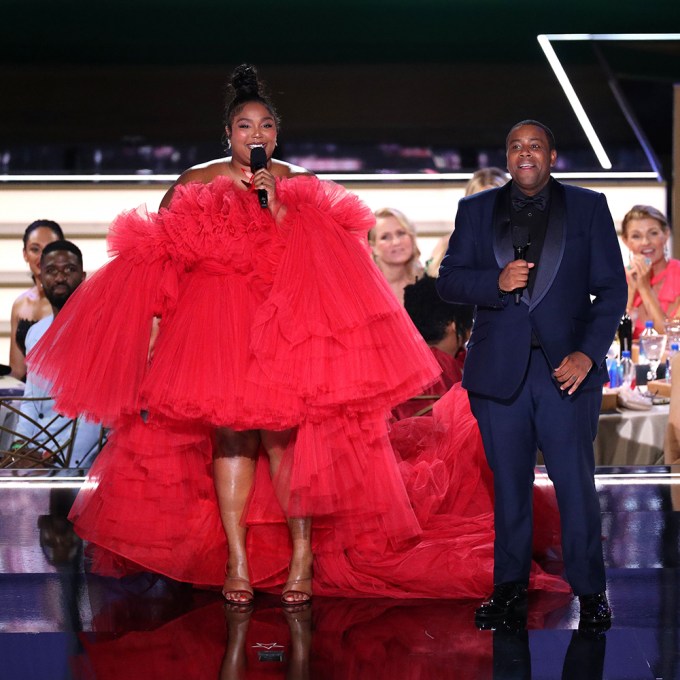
[
  {"x1": 543, "y1": 33, "x2": 680, "y2": 42},
  {"x1": 594, "y1": 473, "x2": 680, "y2": 485},
  {"x1": 537, "y1": 33, "x2": 680, "y2": 175},
  {"x1": 0, "y1": 171, "x2": 660, "y2": 183},
  {"x1": 0, "y1": 472, "x2": 677, "y2": 491},
  {"x1": 0, "y1": 480, "x2": 86, "y2": 488},
  {"x1": 537, "y1": 35, "x2": 612, "y2": 170}
]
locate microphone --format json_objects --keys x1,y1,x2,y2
[
  {"x1": 511, "y1": 224, "x2": 530, "y2": 305},
  {"x1": 249, "y1": 146, "x2": 269, "y2": 209}
]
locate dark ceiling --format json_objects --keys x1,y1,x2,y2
[{"x1": 3, "y1": 0, "x2": 680, "y2": 175}]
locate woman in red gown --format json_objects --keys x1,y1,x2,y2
[{"x1": 28, "y1": 65, "x2": 567, "y2": 605}]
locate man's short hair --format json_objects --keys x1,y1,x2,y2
[
  {"x1": 506, "y1": 119, "x2": 556, "y2": 151},
  {"x1": 404, "y1": 275, "x2": 473, "y2": 344},
  {"x1": 41, "y1": 240, "x2": 84, "y2": 267}
]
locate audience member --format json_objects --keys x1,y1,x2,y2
[
  {"x1": 621, "y1": 205, "x2": 679, "y2": 337},
  {"x1": 392, "y1": 275, "x2": 473, "y2": 419},
  {"x1": 405, "y1": 275, "x2": 472, "y2": 382},
  {"x1": 369, "y1": 207, "x2": 424, "y2": 304},
  {"x1": 12, "y1": 240, "x2": 101, "y2": 468},
  {"x1": 464, "y1": 167, "x2": 508, "y2": 197},
  {"x1": 9, "y1": 219, "x2": 64, "y2": 379},
  {"x1": 426, "y1": 168, "x2": 508, "y2": 277}
]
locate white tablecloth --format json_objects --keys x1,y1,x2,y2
[{"x1": 594, "y1": 404, "x2": 669, "y2": 466}]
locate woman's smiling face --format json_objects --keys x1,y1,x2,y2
[
  {"x1": 371, "y1": 216, "x2": 414, "y2": 266},
  {"x1": 624, "y1": 217, "x2": 668, "y2": 266},
  {"x1": 23, "y1": 226, "x2": 61, "y2": 279},
  {"x1": 226, "y1": 101, "x2": 277, "y2": 167}
]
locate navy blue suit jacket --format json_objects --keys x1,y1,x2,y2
[{"x1": 437, "y1": 179, "x2": 627, "y2": 400}]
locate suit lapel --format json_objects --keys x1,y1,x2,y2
[
  {"x1": 493, "y1": 183, "x2": 513, "y2": 270},
  {"x1": 530, "y1": 178, "x2": 566, "y2": 310}
]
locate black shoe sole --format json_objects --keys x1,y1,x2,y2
[{"x1": 474, "y1": 599, "x2": 527, "y2": 623}]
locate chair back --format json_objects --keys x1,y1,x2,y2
[{"x1": 0, "y1": 396, "x2": 104, "y2": 468}]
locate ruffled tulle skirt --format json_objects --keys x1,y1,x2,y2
[{"x1": 70, "y1": 386, "x2": 567, "y2": 598}]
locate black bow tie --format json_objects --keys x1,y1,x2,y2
[{"x1": 512, "y1": 194, "x2": 547, "y2": 211}]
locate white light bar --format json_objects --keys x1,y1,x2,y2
[
  {"x1": 537, "y1": 34, "x2": 613, "y2": 170},
  {"x1": 553, "y1": 172, "x2": 659, "y2": 180},
  {"x1": 0, "y1": 479, "x2": 86, "y2": 488},
  {"x1": 0, "y1": 172, "x2": 475, "y2": 183},
  {"x1": 595, "y1": 473, "x2": 680, "y2": 486},
  {"x1": 538, "y1": 33, "x2": 680, "y2": 178},
  {"x1": 319, "y1": 173, "x2": 473, "y2": 182},
  {"x1": 544, "y1": 33, "x2": 680, "y2": 42},
  {"x1": 0, "y1": 171, "x2": 660, "y2": 184},
  {"x1": 0, "y1": 174, "x2": 180, "y2": 183}
]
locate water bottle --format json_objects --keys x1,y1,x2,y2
[
  {"x1": 620, "y1": 350, "x2": 636, "y2": 389},
  {"x1": 639, "y1": 320, "x2": 658, "y2": 364},
  {"x1": 618, "y1": 313, "x2": 633, "y2": 354},
  {"x1": 667, "y1": 342, "x2": 679, "y2": 382},
  {"x1": 606, "y1": 339, "x2": 620, "y2": 387}
]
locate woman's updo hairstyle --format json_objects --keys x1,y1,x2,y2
[
  {"x1": 23, "y1": 219, "x2": 64, "y2": 248},
  {"x1": 224, "y1": 64, "x2": 280, "y2": 131}
]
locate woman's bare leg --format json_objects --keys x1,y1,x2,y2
[
  {"x1": 282, "y1": 517, "x2": 313, "y2": 604},
  {"x1": 262, "y1": 429, "x2": 313, "y2": 605},
  {"x1": 214, "y1": 427, "x2": 260, "y2": 603}
]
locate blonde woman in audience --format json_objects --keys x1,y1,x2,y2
[
  {"x1": 9, "y1": 219, "x2": 64, "y2": 379},
  {"x1": 369, "y1": 207, "x2": 424, "y2": 304},
  {"x1": 622, "y1": 205, "x2": 680, "y2": 338},
  {"x1": 426, "y1": 167, "x2": 507, "y2": 277},
  {"x1": 464, "y1": 167, "x2": 508, "y2": 197}
]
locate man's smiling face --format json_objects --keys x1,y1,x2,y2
[{"x1": 506, "y1": 124, "x2": 557, "y2": 196}]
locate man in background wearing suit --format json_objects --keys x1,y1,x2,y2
[
  {"x1": 437, "y1": 120, "x2": 627, "y2": 627},
  {"x1": 13, "y1": 240, "x2": 101, "y2": 467}
]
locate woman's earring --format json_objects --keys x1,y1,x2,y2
[{"x1": 226, "y1": 137, "x2": 232, "y2": 150}]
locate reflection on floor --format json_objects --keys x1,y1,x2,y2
[{"x1": 0, "y1": 466, "x2": 678, "y2": 680}]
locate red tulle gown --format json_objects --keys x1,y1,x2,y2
[{"x1": 28, "y1": 174, "x2": 567, "y2": 598}]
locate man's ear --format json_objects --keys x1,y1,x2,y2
[{"x1": 446, "y1": 320, "x2": 457, "y2": 337}]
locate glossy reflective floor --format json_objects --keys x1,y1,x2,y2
[{"x1": 0, "y1": 467, "x2": 679, "y2": 680}]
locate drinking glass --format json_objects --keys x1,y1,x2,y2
[
  {"x1": 640, "y1": 333, "x2": 667, "y2": 381},
  {"x1": 664, "y1": 319, "x2": 680, "y2": 348}
]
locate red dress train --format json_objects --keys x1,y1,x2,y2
[{"x1": 28, "y1": 175, "x2": 567, "y2": 598}]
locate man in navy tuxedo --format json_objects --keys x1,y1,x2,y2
[{"x1": 437, "y1": 120, "x2": 627, "y2": 627}]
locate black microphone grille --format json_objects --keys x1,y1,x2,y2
[
  {"x1": 512, "y1": 224, "x2": 530, "y2": 249},
  {"x1": 250, "y1": 146, "x2": 267, "y2": 171}
]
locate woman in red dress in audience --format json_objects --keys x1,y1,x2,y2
[{"x1": 29, "y1": 64, "x2": 566, "y2": 605}]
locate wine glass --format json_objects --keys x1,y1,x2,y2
[
  {"x1": 639, "y1": 333, "x2": 667, "y2": 382},
  {"x1": 664, "y1": 319, "x2": 680, "y2": 348}
]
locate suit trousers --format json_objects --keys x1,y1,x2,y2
[{"x1": 469, "y1": 346, "x2": 606, "y2": 595}]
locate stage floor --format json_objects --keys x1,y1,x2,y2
[{"x1": 0, "y1": 466, "x2": 678, "y2": 680}]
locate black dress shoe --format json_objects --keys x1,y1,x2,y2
[
  {"x1": 578, "y1": 592, "x2": 612, "y2": 625},
  {"x1": 475, "y1": 582, "x2": 528, "y2": 623}
]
